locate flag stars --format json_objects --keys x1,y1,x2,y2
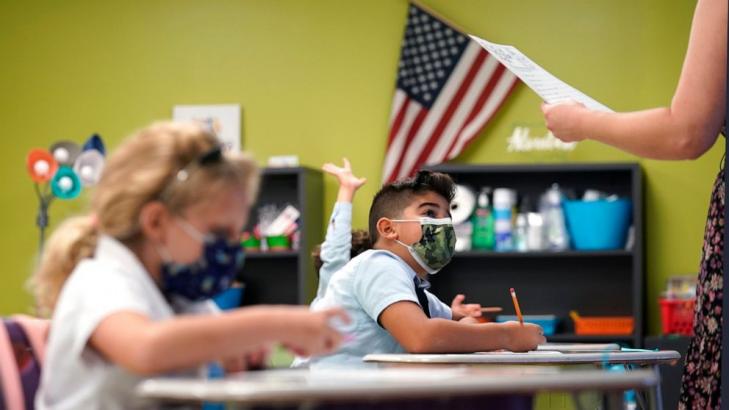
[{"x1": 396, "y1": 6, "x2": 470, "y2": 108}]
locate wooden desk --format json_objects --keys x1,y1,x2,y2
[{"x1": 136, "y1": 367, "x2": 657, "y2": 410}]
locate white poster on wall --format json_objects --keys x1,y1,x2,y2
[{"x1": 172, "y1": 104, "x2": 241, "y2": 152}]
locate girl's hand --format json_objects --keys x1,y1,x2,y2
[
  {"x1": 501, "y1": 321, "x2": 546, "y2": 352},
  {"x1": 322, "y1": 158, "x2": 367, "y2": 203},
  {"x1": 451, "y1": 294, "x2": 482, "y2": 320},
  {"x1": 281, "y1": 307, "x2": 350, "y2": 357},
  {"x1": 541, "y1": 101, "x2": 590, "y2": 143},
  {"x1": 223, "y1": 345, "x2": 270, "y2": 373}
]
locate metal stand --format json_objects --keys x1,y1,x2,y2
[{"x1": 34, "y1": 183, "x2": 54, "y2": 253}]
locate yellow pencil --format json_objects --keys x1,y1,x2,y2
[{"x1": 509, "y1": 288, "x2": 524, "y2": 326}]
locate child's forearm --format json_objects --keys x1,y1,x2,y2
[
  {"x1": 92, "y1": 306, "x2": 300, "y2": 375},
  {"x1": 142, "y1": 306, "x2": 296, "y2": 371},
  {"x1": 404, "y1": 319, "x2": 509, "y2": 353},
  {"x1": 336, "y1": 186, "x2": 356, "y2": 203}
]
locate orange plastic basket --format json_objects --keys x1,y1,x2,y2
[
  {"x1": 570, "y1": 311, "x2": 634, "y2": 335},
  {"x1": 659, "y1": 298, "x2": 695, "y2": 336}
]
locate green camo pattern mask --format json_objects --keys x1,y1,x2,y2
[{"x1": 393, "y1": 217, "x2": 456, "y2": 274}]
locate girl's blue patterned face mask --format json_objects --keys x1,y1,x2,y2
[{"x1": 158, "y1": 219, "x2": 244, "y2": 301}]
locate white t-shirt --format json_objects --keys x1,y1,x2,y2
[
  {"x1": 36, "y1": 235, "x2": 217, "y2": 410},
  {"x1": 293, "y1": 249, "x2": 451, "y2": 368}
]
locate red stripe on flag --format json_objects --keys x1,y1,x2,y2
[
  {"x1": 387, "y1": 106, "x2": 428, "y2": 183},
  {"x1": 450, "y1": 75, "x2": 520, "y2": 160},
  {"x1": 403, "y1": 50, "x2": 487, "y2": 179},
  {"x1": 387, "y1": 99, "x2": 409, "y2": 147},
  {"x1": 443, "y1": 61, "x2": 507, "y2": 160}
]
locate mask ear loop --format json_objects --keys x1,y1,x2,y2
[{"x1": 175, "y1": 219, "x2": 206, "y2": 243}]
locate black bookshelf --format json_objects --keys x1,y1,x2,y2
[
  {"x1": 426, "y1": 163, "x2": 644, "y2": 346},
  {"x1": 237, "y1": 167, "x2": 323, "y2": 305}
]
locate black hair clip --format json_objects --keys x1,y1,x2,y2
[
  {"x1": 176, "y1": 146, "x2": 223, "y2": 182},
  {"x1": 198, "y1": 146, "x2": 223, "y2": 166}
]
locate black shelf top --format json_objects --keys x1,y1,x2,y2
[
  {"x1": 245, "y1": 251, "x2": 298, "y2": 259},
  {"x1": 546, "y1": 334, "x2": 636, "y2": 343},
  {"x1": 261, "y1": 166, "x2": 318, "y2": 176},
  {"x1": 455, "y1": 250, "x2": 633, "y2": 258},
  {"x1": 426, "y1": 162, "x2": 640, "y2": 174}
]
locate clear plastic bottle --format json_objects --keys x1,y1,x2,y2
[
  {"x1": 513, "y1": 213, "x2": 528, "y2": 252},
  {"x1": 541, "y1": 184, "x2": 570, "y2": 251},
  {"x1": 471, "y1": 188, "x2": 495, "y2": 250},
  {"x1": 493, "y1": 188, "x2": 515, "y2": 252}
]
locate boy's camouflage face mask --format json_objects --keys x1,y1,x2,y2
[{"x1": 393, "y1": 217, "x2": 456, "y2": 274}]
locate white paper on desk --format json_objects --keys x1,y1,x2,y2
[
  {"x1": 476, "y1": 350, "x2": 563, "y2": 355},
  {"x1": 469, "y1": 35, "x2": 613, "y2": 113}
]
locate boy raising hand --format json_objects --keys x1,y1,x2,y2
[{"x1": 296, "y1": 170, "x2": 544, "y2": 368}]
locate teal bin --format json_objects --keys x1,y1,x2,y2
[
  {"x1": 562, "y1": 198, "x2": 632, "y2": 250},
  {"x1": 496, "y1": 315, "x2": 558, "y2": 336}
]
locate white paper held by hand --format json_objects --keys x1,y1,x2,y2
[{"x1": 469, "y1": 35, "x2": 613, "y2": 113}]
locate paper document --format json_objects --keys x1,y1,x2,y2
[{"x1": 470, "y1": 35, "x2": 613, "y2": 112}]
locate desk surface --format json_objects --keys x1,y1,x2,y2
[
  {"x1": 136, "y1": 367, "x2": 657, "y2": 405},
  {"x1": 363, "y1": 350, "x2": 681, "y2": 366}
]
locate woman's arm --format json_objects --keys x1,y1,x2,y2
[
  {"x1": 543, "y1": 0, "x2": 726, "y2": 160},
  {"x1": 89, "y1": 306, "x2": 347, "y2": 375}
]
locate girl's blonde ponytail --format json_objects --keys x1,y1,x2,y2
[{"x1": 29, "y1": 215, "x2": 98, "y2": 317}]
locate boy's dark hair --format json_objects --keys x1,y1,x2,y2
[
  {"x1": 368, "y1": 170, "x2": 455, "y2": 244},
  {"x1": 312, "y1": 229, "x2": 371, "y2": 276}
]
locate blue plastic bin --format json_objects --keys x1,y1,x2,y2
[
  {"x1": 562, "y1": 198, "x2": 632, "y2": 250},
  {"x1": 212, "y1": 285, "x2": 244, "y2": 310},
  {"x1": 496, "y1": 315, "x2": 558, "y2": 336}
]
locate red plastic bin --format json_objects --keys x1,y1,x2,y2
[{"x1": 659, "y1": 298, "x2": 695, "y2": 336}]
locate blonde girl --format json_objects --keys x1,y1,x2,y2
[{"x1": 31, "y1": 121, "x2": 346, "y2": 410}]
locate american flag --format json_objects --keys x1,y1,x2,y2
[{"x1": 382, "y1": 4, "x2": 518, "y2": 183}]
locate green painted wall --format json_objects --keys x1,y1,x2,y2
[{"x1": 0, "y1": 0, "x2": 718, "y2": 337}]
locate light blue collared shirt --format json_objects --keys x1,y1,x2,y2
[
  {"x1": 293, "y1": 249, "x2": 451, "y2": 368},
  {"x1": 312, "y1": 202, "x2": 353, "y2": 304}
]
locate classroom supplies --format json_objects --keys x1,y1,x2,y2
[
  {"x1": 493, "y1": 189, "x2": 515, "y2": 251},
  {"x1": 471, "y1": 187, "x2": 495, "y2": 250},
  {"x1": 496, "y1": 315, "x2": 558, "y2": 336},
  {"x1": 450, "y1": 184, "x2": 476, "y2": 225},
  {"x1": 659, "y1": 299, "x2": 695, "y2": 336},
  {"x1": 509, "y1": 288, "x2": 524, "y2": 325},
  {"x1": 536, "y1": 343, "x2": 621, "y2": 353},
  {"x1": 363, "y1": 350, "x2": 679, "y2": 365},
  {"x1": 570, "y1": 311, "x2": 634, "y2": 335},
  {"x1": 562, "y1": 198, "x2": 632, "y2": 250}
]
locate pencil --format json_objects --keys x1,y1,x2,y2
[
  {"x1": 509, "y1": 288, "x2": 524, "y2": 326},
  {"x1": 480, "y1": 307, "x2": 503, "y2": 313}
]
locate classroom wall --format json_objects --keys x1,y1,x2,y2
[{"x1": 0, "y1": 0, "x2": 718, "y2": 335}]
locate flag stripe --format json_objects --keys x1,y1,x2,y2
[
  {"x1": 388, "y1": 90, "x2": 407, "y2": 129},
  {"x1": 439, "y1": 60, "x2": 507, "y2": 163},
  {"x1": 385, "y1": 103, "x2": 427, "y2": 183},
  {"x1": 382, "y1": 98, "x2": 422, "y2": 183},
  {"x1": 426, "y1": 52, "x2": 500, "y2": 166},
  {"x1": 387, "y1": 91, "x2": 409, "y2": 147},
  {"x1": 448, "y1": 70, "x2": 518, "y2": 159}
]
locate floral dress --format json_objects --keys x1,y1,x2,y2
[{"x1": 679, "y1": 164, "x2": 725, "y2": 409}]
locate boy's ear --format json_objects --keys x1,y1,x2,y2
[
  {"x1": 139, "y1": 201, "x2": 171, "y2": 243},
  {"x1": 376, "y1": 217, "x2": 399, "y2": 241}
]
